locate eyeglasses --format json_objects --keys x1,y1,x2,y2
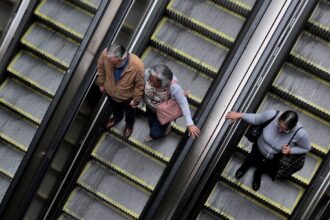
[{"x1": 275, "y1": 122, "x2": 291, "y2": 133}]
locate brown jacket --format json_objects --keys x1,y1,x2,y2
[{"x1": 97, "y1": 49, "x2": 144, "y2": 102}]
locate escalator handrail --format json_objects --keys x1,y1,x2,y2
[{"x1": 0, "y1": 0, "x2": 31, "y2": 61}]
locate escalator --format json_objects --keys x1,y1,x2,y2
[
  {"x1": 197, "y1": 0, "x2": 330, "y2": 219},
  {"x1": 0, "y1": 0, "x2": 103, "y2": 203},
  {"x1": 0, "y1": 0, "x2": 20, "y2": 39},
  {"x1": 58, "y1": 0, "x2": 258, "y2": 219}
]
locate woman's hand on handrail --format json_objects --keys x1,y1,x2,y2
[
  {"x1": 188, "y1": 125, "x2": 200, "y2": 139},
  {"x1": 226, "y1": 111, "x2": 243, "y2": 122}
]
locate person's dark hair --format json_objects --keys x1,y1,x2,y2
[
  {"x1": 107, "y1": 43, "x2": 127, "y2": 59},
  {"x1": 278, "y1": 110, "x2": 298, "y2": 130}
]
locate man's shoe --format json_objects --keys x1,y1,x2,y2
[
  {"x1": 235, "y1": 167, "x2": 246, "y2": 179},
  {"x1": 124, "y1": 125, "x2": 133, "y2": 138},
  {"x1": 106, "y1": 118, "x2": 118, "y2": 130},
  {"x1": 252, "y1": 171, "x2": 262, "y2": 191}
]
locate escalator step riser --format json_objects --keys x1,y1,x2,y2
[
  {"x1": 66, "y1": 0, "x2": 101, "y2": 14},
  {"x1": 35, "y1": 0, "x2": 94, "y2": 42},
  {"x1": 78, "y1": 161, "x2": 150, "y2": 217},
  {"x1": 211, "y1": 0, "x2": 252, "y2": 17},
  {"x1": 288, "y1": 55, "x2": 330, "y2": 83},
  {"x1": 203, "y1": 205, "x2": 233, "y2": 220},
  {"x1": 151, "y1": 39, "x2": 217, "y2": 78},
  {"x1": 21, "y1": 23, "x2": 79, "y2": 69},
  {"x1": 270, "y1": 86, "x2": 330, "y2": 123},
  {"x1": 165, "y1": 9, "x2": 233, "y2": 48},
  {"x1": 7, "y1": 51, "x2": 65, "y2": 97},
  {"x1": 306, "y1": 22, "x2": 330, "y2": 42}
]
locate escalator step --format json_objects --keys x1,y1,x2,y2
[
  {"x1": 211, "y1": 0, "x2": 256, "y2": 17},
  {"x1": 307, "y1": 0, "x2": 330, "y2": 41},
  {"x1": 197, "y1": 210, "x2": 226, "y2": 220},
  {"x1": 78, "y1": 161, "x2": 150, "y2": 218},
  {"x1": 167, "y1": 0, "x2": 245, "y2": 47},
  {"x1": 35, "y1": 0, "x2": 94, "y2": 41},
  {"x1": 272, "y1": 63, "x2": 330, "y2": 120},
  {"x1": 112, "y1": 117, "x2": 181, "y2": 162},
  {"x1": 0, "y1": 78, "x2": 51, "y2": 124},
  {"x1": 151, "y1": 18, "x2": 229, "y2": 76},
  {"x1": 221, "y1": 154, "x2": 305, "y2": 215},
  {"x1": 21, "y1": 23, "x2": 79, "y2": 69},
  {"x1": 206, "y1": 181, "x2": 286, "y2": 220},
  {"x1": 7, "y1": 50, "x2": 65, "y2": 97},
  {"x1": 92, "y1": 132, "x2": 166, "y2": 191},
  {"x1": 290, "y1": 31, "x2": 330, "y2": 82},
  {"x1": 0, "y1": 141, "x2": 24, "y2": 178},
  {"x1": 142, "y1": 47, "x2": 212, "y2": 105},
  {"x1": 58, "y1": 213, "x2": 77, "y2": 220},
  {"x1": 260, "y1": 94, "x2": 330, "y2": 155},
  {"x1": 66, "y1": 0, "x2": 102, "y2": 13},
  {"x1": 64, "y1": 187, "x2": 134, "y2": 220},
  {"x1": 0, "y1": 173, "x2": 11, "y2": 203},
  {"x1": 237, "y1": 140, "x2": 322, "y2": 186},
  {"x1": 0, "y1": 107, "x2": 37, "y2": 151}
]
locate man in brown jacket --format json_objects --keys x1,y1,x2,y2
[{"x1": 97, "y1": 44, "x2": 144, "y2": 138}]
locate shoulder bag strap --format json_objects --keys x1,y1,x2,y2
[
  {"x1": 261, "y1": 110, "x2": 279, "y2": 129},
  {"x1": 288, "y1": 127, "x2": 303, "y2": 145}
]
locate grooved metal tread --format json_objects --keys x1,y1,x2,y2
[
  {"x1": 237, "y1": 139, "x2": 322, "y2": 186},
  {"x1": 92, "y1": 132, "x2": 166, "y2": 189},
  {"x1": 260, "y1": 94, "x2": 330, "y2": 155},
  {"x1": 21, "y1": 23, "x2": 79, "y2": 69},
  {"x1": 142, "y1": 47, "x2": 212, "y2": 104},
  {"x1": 0, "y1": 78, "x2": 51, "y2": 124},
  {"x1": 7, "y1": 51, "x2": 65, "y2": 97},
  {"x1": 0, "y1": 106, "x2": 37, "y2": 149},
  {"x1": 198, "y1": 210, "x2": 226, "y2": 220},
  {"x1": 291, "y1": 32, "x2": 330, "y2": 75},
  {"x1": 67, "y1": 0, "x2": 102, "y2": 12},
  {"x1": 0, "y1": 174, "x2": 11, "y2": 203},
  {"x1": 212, "y1": 0, "x2": 255, "y2": 17},
  {"x1": 0, "y1": 141, "x2": 24, "y2": 178},
  {"x1": 273, "y1": 63, "x2": 330, "y2": 117},
  {"x1": 58, "y1": 213, "x2": 76, "y2": 220},
  {"x1": 113, "y1": 117, "x2": 181, "y2": 161},
  {"x1": 168, "y1": 0, "x2": 245, "y2": 44},
  {"x1": 35, "y1": 0, "x2": 93, "y2": 40},
  {"x1": 221, "y1": 155, "x2": 304, "y2": 215},
  {"x1": 64, "y1": 188, "x2": 134, "y2": 220},
  {"x1": 152, "y1": 18, "x2": 229, "y2": 73},
  {"x1": 206, "y1": 181, "x2": 286, "y2": 220},
  {"x1": 78, "y1": 161, "x2": 150, "y2": 217},
  {"x1": 309, "y1": 1, "x2": 330, "y2": 31}
]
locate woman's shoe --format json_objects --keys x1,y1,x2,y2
[
  {"x1": 144, "y1": 135, "x2": 154, "y2": 142},
  {"x1": 252, "y1": 171, "x2": 261, "y2": 191}
]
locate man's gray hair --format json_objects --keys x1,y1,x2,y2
[{"x1": 107, "y1": 43, "x2": 127, "y2": 60}]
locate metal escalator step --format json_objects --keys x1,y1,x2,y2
[
  {"x1": 307, "y1": 0, "x2": 330, "y2": 41},
  {"x1": 151, "y1": 18, "x2": 229, "y2": 76},
  {"x1": 272, "y1": 63, "x2": 330, "y2": 121},
  {"x1": 167, "y1": 0, "x2": 245, "y2": 47},
  {"x1": 142, "y1": 47, "x2": 212, "y2": 105},
  {"x1": 58, "y1": 213, "x2": 77, "y2": 220},
  {"x1": 66, "y1": 0, "x2": 102, "y2": 13},
  {"x1": 197, "y1": 210, "x2": 226, "y2": 220},
  {"x1": 0, "y1": 140, "x2": 24, "y2": 178},
  {"x1": 237, "y1": 141, "x2": 322, "y2": 186},
  {"x1": 7, "y1": 50, "x2": 65, "y2": 97},
  {"x1": 35, "y1": 0, "x2": 94, "y2": 41},
  {"x1": 290, "y1": 31, "x2": 330, "y2": 82},
  {"x1": 205, "y1": 181, "x2": 286, "y2": 220},
  {"x1": 0, "y1": 173, "x2": 11, "y2": 203},
  {"x1": 211, "y1": 0, "x2": 256, "y2": 17},
  {"x1": 260, "y1": 94, "x2": 330, "y2": 155},
  {"x1": 221, "y1": 155, "x2": 305, "y2": 215},
  {"x1": 0, "y1": 78, "x2": 51, "y2": 125},
  {"x1": 112, "y1": 117, "x2": 181, "y2": 162},
  {"x1": 92, "y1": 132, "x2": 166, "y2": 191},
  {"x1": 78, "y1": 161, "x2": 150, "y2": 218},
  {"x1": 21, "y1": 23, "x2": 79, "y2": 69},
  {"x1": 64, "y1": 187, "x2": 134, "y2": 220},
  {"x1": 0, "y1": 107, "x2": 37, "y2": 151}
]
